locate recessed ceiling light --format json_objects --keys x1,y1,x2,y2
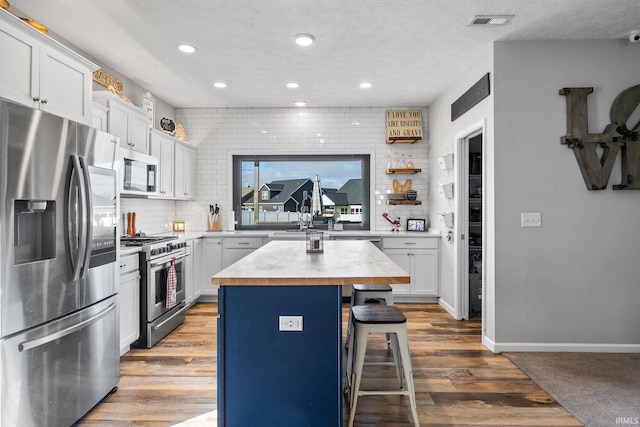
[
  {"x1": 294, "y1": 34, "x2": 315, "y2": 46},
  {"x1": 287, "y1": 83, "x2": 300, "y2": 89},
  {"x1": 214, "y1": 82, "x2": 227, "y2": 88},
  {"x1": 359, "y1": 82, "x2": 372, "y2": 89},
  {"x1": 294, "y1": 101, "x2": 307, "y2": 107},
  {"x1": 178, "y1": 44, "x2": 196, "y2": 53}
]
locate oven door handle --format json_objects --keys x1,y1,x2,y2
[
  {"x1": 150, "y1": 252, "x2": 188, "y2": 269},
  {"x1": 152, "y1": 303, "x2": 186, "y2": 331}
]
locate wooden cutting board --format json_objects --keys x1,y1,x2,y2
[{"x1": 392, "y1": 179, "x2": 412, "y2": 194}]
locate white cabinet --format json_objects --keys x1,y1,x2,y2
[
  {"x1": 174, "y1": 142, "x2": 196, "y2": 200},
  {"x1": 92, "y1": 102, "x2": 108, "y2": 131},
  {"x1": 150, "y1": 130, "x2": 174, "y2": 197},
  {"x1": 383, "y1": 237, "x2": 439, "y2": 298},
  {"x1": 0, "y1": 11, "x2": 97, "y2": 124},
  {"x1": 94, "y1": 91, "x2": 149, "y2": 154},
  {"x1": 185, "y1": 239, "x2": 202, "y2": 305},
  {"x1": 201, "y1": 238, "x2": 222, "y2": 296},
  {"x1": 119, "y1": 252, "x2": 140, "y2": 355}
]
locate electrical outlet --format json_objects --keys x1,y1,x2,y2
[
  {"x1": 279, "y1": 315, "x2": 303, "y2": 331},
  {"x1": 521, "y1": 212, "x2": 542, "y2": 227}
]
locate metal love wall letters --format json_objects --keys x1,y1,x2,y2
[{"x1": 560, "y1": 85, "x2": 640, "y2": 190}]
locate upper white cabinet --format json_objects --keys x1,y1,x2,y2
[
  {"x1": 174, "y1": 142, "x2": 196, "y2": 200},
  {"x1": 92, "y1": 102, "x2": 108, "y2": 131},
  {"x1": 93, "y1": 91, "x2": 149, "y2": 154},
  {"x1": 0, "y1": 10, "x2": 97, "y2": 125},
  {"x1": 149, "y1": 129, "x2": 174, "y2": 197}
]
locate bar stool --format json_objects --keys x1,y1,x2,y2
[
  {"x1": 345, "y1": 284, "x2": 394, "y2": 348},
  {"x1": 346, "y1": 305, "x2": 420, "y2": 427}
]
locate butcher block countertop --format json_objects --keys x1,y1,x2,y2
[{"x1": 211, "y1": 240, "x2": 410, "y2": 286}]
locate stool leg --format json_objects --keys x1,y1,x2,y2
[
  {"x1": 389, "y1": 332, "x2": 403, "y2": 388},
  {"x1": 345, "y1": 288, "x2": 358, "y2": 349},
  {"x1": 345, "y1": 309, "x2": 357, "y2": 394},
  {"x1": 397, "y1": 327, "x2": 420, "y2": 427},
  {"x1": 348, "y1": 325, "x2": 368, "y2": 427}
]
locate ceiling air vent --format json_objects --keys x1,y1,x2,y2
[{"x1": 468, "y1": 15, "x2": 514, "y2": 26}]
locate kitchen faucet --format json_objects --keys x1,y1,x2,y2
[{"x1": 299, "y1": 191, "x2": 313, "y2": 231}]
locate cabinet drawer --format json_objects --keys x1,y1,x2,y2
[
  {"x1": 383, "y1": 237, "x2": 438, "y2": 250},
  {"x1": 223, "y1": 237, "x2": 264, "y2": 250},
  {"x1": 120, "y1": 253, "x2": 139, "y2": 275}
]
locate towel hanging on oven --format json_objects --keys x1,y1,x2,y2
[{"x1": 166, "y1": 257, "x2": 177, "y2": 308}]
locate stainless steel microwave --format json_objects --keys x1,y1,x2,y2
[{"x1": 120, "y1": 150, "x2": 158, "y2": 196}]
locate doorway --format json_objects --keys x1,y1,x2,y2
[
  {"x1": 455, "y1": 123, "x2": 485, "y2": 321},
  {"x1": 467, "y1": 134, "x2": 483, "y2": 319}
]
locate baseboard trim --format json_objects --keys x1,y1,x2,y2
[
  {"x1": 438, "y1": 298, "x2": 459, "y2": 319},
  {"x1": 492, "y1": 342, "x2": 640, "y2": 353}
]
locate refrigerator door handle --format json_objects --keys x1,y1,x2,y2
[
  {"x1": 68, "y1": 155, "x2": 87, "y2": 281},
  {"x1": 18, "y1": 302, "x2": 116, "y2": 352},
  {"x1": 78, "y1": 156, "x2": 93, "y2": 278}
]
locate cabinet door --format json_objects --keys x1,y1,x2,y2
[
  {"x1": 150, "y1": 132, "x2": 174, "y2": 197},
  {"x1": 174, "y1": 143, "x2": 196, "y2": 199},
  {"x1": 184, "y1": 147, "x2": 196, "y2": 199},
  {"x1": 383, "y1": 249, "x2": 411, "y2": 295},
  {"x1": 201, "y1": 239, "x2": 222, "y2": 295},
  {"x1": 92, "y1": 103, "x2": 108, "y2": 131},
  {"x1": 119, "y1": 270, "x2": 140, "y2": 355},
  {"x1": 108, "y1": 101, "x2": 131, "y2": 151},
  {"x1": 129, "y1": 110, "x2": 149, "y2": 153},
  {"x1": 0, "y1": 21, "x2": 39, "y2": 108},
  {"x1": 174, "y1": 143, "x2": 187, "y2": 198},
  {"x1": 39, "y1": 45, "x2": 93, "y2": 124},
  {"x1": 193, "y1": 239, "x2": 202, "y2": 300},
  {"x1": 410, "y1": 249, "x2": 439, "y2": 296}
]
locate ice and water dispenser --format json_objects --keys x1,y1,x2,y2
[{"x1": 13, "y1": 200, "x2": 56, "y2": 265}]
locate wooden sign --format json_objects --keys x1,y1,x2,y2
[
  {"x1": 451, "y1": 73, "x2": 490, "y2": 121},
  {"x1": 92, "y1": 70, "x2": 123, "y2": 95},
  {"x1": 386, "y1": 110, "x2": 423, "y2": 143}
]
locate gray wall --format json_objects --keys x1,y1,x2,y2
[{"x1": 492, "y1": 40, "x2": 640, "y2": 350}]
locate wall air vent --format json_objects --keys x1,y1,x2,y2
[{"x1": 468, "y1": 15, "x2": 514, "y2": 26}]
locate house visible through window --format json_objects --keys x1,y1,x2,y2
[{"x1": 232, "y1": 154, "x2": 370, "y2": 230}]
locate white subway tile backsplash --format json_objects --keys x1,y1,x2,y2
[{"x1": 126, "y1": 107, "x2": 429, "y2": 233}]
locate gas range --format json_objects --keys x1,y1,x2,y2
[{"x1": 121, "y1": 235, "x2": 187, "y2": 258}]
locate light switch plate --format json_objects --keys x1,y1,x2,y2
[{"x1": 521, "y1": 212, "x2": 542, "y2": 227}]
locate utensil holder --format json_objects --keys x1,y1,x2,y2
[{"x1": 306, "y1": 230, "x2": 323, "y2": 253}]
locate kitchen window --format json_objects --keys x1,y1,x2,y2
[{"x1": 232, "y1": 154, "x2": 371, "y2": 230}]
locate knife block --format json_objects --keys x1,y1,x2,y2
[{"x1": 208, "y1": 216, "x2": 221, "y2": 231}]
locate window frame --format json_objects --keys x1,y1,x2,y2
[{"x1": 232, "y1": 154, "x2": 371, "y2": 231}]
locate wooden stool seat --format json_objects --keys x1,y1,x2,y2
[
  {"x1": 346, "y1": 284, "x2": 395, "y2": 349},
  {"x1": 352, "y1": 284, "x2": 393, "y2": 292},
  {"x1": 352, "y1": 305, "x2": 406, "y2": 324}
]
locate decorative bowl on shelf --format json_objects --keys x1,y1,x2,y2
[
  {"x1": 386, "y1": 193, "x2": 406, "y2": 201},
  {"x1": 406, "y1": 190, "x2": 417, "y2": 201}
]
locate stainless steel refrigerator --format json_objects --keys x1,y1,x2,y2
[{"x1": 0, "y1": 99, "x2": 120, "y2": 426}]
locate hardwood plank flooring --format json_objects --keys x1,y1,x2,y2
[{"x1": 77, "y1": 302, "x2": 582, "y2": 426}]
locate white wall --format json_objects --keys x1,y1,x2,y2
[
  {"x1": 491, "y1": 40, "x2": 640, "y2": 351},
  {"x1": 427, "y1": 46, "x2": 495, "y2": 338},
  {"x1": 171, "y1": 107, "x2": 429, "y2": 232}
]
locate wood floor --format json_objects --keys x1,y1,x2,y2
[{"x1": 77, "y1": 302, "x2": 582, "y2": 426}]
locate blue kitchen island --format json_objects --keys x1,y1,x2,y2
[{"x1": 211, "y1": 240, "x2": 410, "y2": 427}]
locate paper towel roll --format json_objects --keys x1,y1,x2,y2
[{"x1": 226, "y1": 211, "x2": 235, "y2": 231}]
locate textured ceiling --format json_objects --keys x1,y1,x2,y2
[{"x1": 11, "y1": 0, "x2": 640, "y2": 108}]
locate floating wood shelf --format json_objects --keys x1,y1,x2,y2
[
  {"x1": 386, "y1": 168, "x2": 422, "y2": 174},
  {"x1": 386, "y1": 200, "x2": 422, "y2": 205},
  {"x1": 386, "y1": 137, "x2": 421, "y2": 144}
]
